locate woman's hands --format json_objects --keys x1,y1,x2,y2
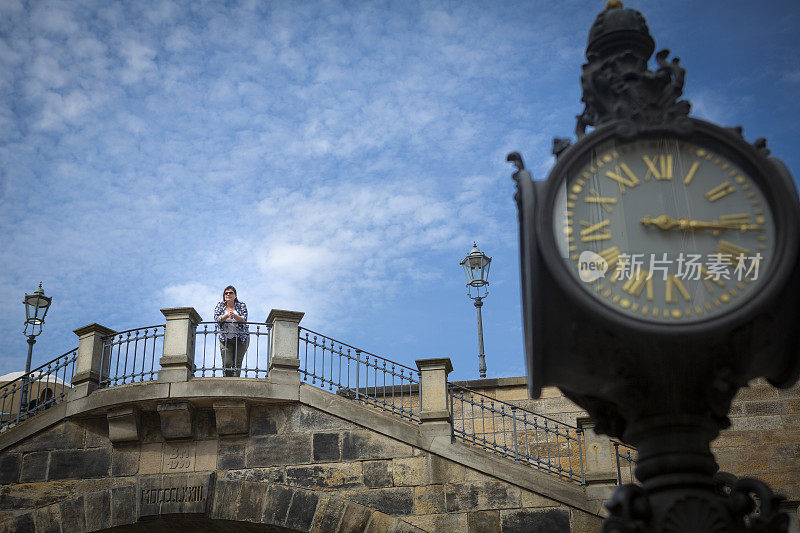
[{"x1": 220, "y1": 308, "x2": 242, "y2": 322}]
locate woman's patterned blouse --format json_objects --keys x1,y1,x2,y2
[{"x1": 213, "y1": 300, "x2": 249, "y2": 341}]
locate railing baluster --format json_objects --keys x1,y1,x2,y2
[
  {"x1": 500, "y1": 404, "x2": 508, "y2": 455},
  {"x1": 511, "y1": 406, "x2": 519, "y2": 462},
  {"x1": 355, "y1": 350, "x2": 360, "y2": 402},
  {"x1": 139, "y1": 329, "x2": 149, "y2": 383},
  {"x1": 544, "y1": 419, "x2": 551, "y2": 471},
  {"x1": 577, "y1": 428, "x2": 585, "y2": 484},
  {"x1": 122, "y1": 332, "x2": 131, "y2": 385},
  {"x1": 338, "y1": 346, "x2": 343, "y2": 392},
  {"x1": 302, "y1": 333, "x2": 309, "y2": 379},
  {"x1": 130, "y1": 330, "x2": 140, "y2": 383},
  {"x1": 523, "y1": 412, "x2": 530, "y2": 463},
  {"x1": 372, "y1": 356, "x2": 378, "y2": 402},
  {"x1": 346, "y1": 348, "x2": 351, "y2": 393}
]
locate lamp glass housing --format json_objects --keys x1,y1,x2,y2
[
  {"x1": 460, "y1": 244, "x2": 492, "y2": 299},
  {"x1": 23, "y1": 285, "x2": 51, "y2": 337}
]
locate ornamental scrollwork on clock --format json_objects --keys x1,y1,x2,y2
[{"x1": 576, "y1": 48, "x2": 691, "y2": 137}]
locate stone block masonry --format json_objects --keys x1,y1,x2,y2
[
  {"x1": 459, "y1": 375, "x2": 800, "y2": 524},
  {"x1": 0, "y1": 381, "x2": 603, "y2": 532}
]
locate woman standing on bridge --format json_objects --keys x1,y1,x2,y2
[{"x1": 213, "y1": 285, "x2": 249, "y2": 376}]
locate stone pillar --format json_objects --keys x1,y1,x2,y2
[
  {"x1": 70, "y1": 323, "x2": 116, "y2": 399},
  {"x1": 158, "y1": 307, "x2": 202, "y2": 383},
  {"x1": 578, "y1": 417, "x2": 619, "y2": 501},
  {"x1": 266, "y1": 309, "x2": 304, "y2": 388},
  {"x1": 415, "y1": 358, "x2": 453, "y2": 437}
]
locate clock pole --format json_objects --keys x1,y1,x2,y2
[{"x1": 510, "y1": 2, "x2": 800, "y2": 531}]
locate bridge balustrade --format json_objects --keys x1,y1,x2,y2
[
  {"x1": 193, "y1": 322, "x2": 272, "y2": 378},
  {"x1": 0, "y1": 348, "x2": 76, "y2": 431},
  {"x1": 612, "y1": 440, "x2": 638, "y2": 485},
  {"x1": 100, "y1": 325, "x2": 165, "y2": 387},
  {"x1": 298, "y1": 327, "x2": 420, "y2": 423},
  {"x1": 0, "y1": 305, "x2": 619, "y2": 488},
  {"x1": 449, "y1": 382, "x2": 586, "y2": 484}
]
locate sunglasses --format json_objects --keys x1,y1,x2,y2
[{"x1": 224, "y1": 292, "x2": 235, "y2": 295}]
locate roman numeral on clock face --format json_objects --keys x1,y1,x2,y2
[
  {"x1": 643, "y1": 155, "x2": 673, "y2": 180},
  {"x1": 718, "y1": 213, "x2": 750, "y2": 225},
  {"x1": 579, "y1": 219, "x2": 611, "y2": 242},
  {"x1": 665, "y1": 275, "x2": 691, "y2": 303},
  {"x1": 716, "y1": 240, "x2": 749, "y2": 261},
  {"x1": 584, "y1": 189, "x2": 617, "y2": 213},
  {"x1": 622, "y1": 268, "x2": 653, "y2": 300},
  {"x1": 683, "y1": 161, "x2": 701, "y2": 185},
  {"x1": 605, "y1": 164, "x2": 639, "y2": 193},
  {"x1": 597, "y1": 246, "x2": 621, "y2": 269},
  {"x1": 700, "y1": 267, "x2": 726, "y2": 293},
  {"x1": 705, "y1": 182, "x2": 735, "y2": 202}
]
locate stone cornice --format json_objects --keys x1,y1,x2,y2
[
  {"x1": 266, "y1": 309, "x2": 305, "y2": 324},
  {"x1": 72, "y1": 323, "x2": 116, "y2": 337},
  {"x1": 160, "y1": 307, "x2": 203, "y2": 322}
]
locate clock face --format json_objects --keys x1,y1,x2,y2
[{"x1": 554, "y1": 137, "x2": 776, "y2": 323}]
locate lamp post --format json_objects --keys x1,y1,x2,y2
[
  {"x1": 21, "y1": 283, "x2": 52, "y2": 411},
  {"x1": 460, "y1": 243, "x2": 492, "y2": 378}
]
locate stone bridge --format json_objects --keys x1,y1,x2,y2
[
  {"x1": 1, "y1": 308, "x2": 798, "y2": 532},
  {"x1": 0, "y1": 308, "x2": 609, "y2": 532}
]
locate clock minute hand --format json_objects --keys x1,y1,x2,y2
[{"x1": 641, "y1": 215, "x2": 765, "y2": 232}]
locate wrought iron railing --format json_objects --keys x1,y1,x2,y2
[
  {"x1": 448, "y1": 383, "x2": 585, "y2": 484},
  {"x1": 100, "y1": 325, "x2": 165, "y2": 388},
  {"x1": 194, "y1": 322, "x2": 272, "y2": 378},
  {"x1": 298, "y1": 328, "x2": 420, "y2": 422},
  {"x1": 0, "y1": 348, "x2": 77, "y2": 431},
  {"x1": 613, "y1": 440, "x2": 638, "y2": 485}
]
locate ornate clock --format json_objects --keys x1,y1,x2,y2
[
  {"x1": 537, "y1": 124, "x2": 797, "y2": 335},
  {"x1": 510, "y1": 3, "x2": 800, "y2": 530}
]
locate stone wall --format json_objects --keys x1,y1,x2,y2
[
  {"x1": 457, "y1": 376, "x2": 800, "y2": 515},
  {"x1": 713, "y1": 378, "x2": 800, "y2": 502},
  {"x1": 3, "y1": 366, "x2": 796, "y2": 531},
  {"x1": 0, "y1": 395, "x2": 602, "y2": 532}
]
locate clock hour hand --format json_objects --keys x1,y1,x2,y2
[{"x1": 641, "y1": 215, "x2": 765, "y2": 232}]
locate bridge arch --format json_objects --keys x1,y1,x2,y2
[{"x1": 3, "y1": 475, "x2": 417, "y2": 532}]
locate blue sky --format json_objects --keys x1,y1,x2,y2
[{"x1": 2, "y1": 0, "x2": 799, "y2": 381}]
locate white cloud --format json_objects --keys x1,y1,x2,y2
[
  {"x1": 119, "y1": 40, "x2": 158, "y2": 84},
  {"x1": 162, "y1": 282, "x2": 220, "y2": 318}
]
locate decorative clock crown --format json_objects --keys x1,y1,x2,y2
[
  {"x1": 586, "y1": 0, "x2": 653, "y2": 62},
  {"x1": 576, "y1": 1, "x2": 691, "y2": 137}
]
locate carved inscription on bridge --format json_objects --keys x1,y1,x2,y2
[
  {"x1": 165, "y1": 443, "x2": 193, "y2": 471},
  {"x1": 141, "y1": 485, "x2": 204, "y2": 504},
  {"x1": 139, "y1": 440, "x2": 217, "y2": 474},
  {"x1": 138, "y1": 473, "x2": 213, "y2": 518}
]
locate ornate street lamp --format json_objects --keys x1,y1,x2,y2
[
  {"x1": 460, "y1": 243, "x2": 491, "y2": 378},
  {"x1": 21, "y1": 283, "x2": 52, "y2": 410}
]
